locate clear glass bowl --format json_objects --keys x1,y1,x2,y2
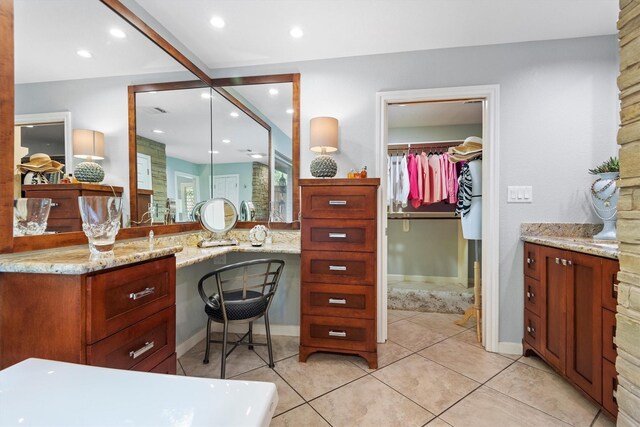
[
  {"x1": 13, "y1": 198, "x2": 52, "y2": 236},
  {"x1": 78, "y1": 196, "x2": 122, "y2": 253}
]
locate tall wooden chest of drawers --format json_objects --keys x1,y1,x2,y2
[
  {"x1": 0, "y1": 256, "x2": 177, "y2": 374},
  {"x1": 299, "y1": 178, "x2": 379, "y2": 368}
]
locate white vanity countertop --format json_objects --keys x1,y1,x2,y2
[
  {"x1": 176, "y1": 241, "x2": 301, "y2": 269},
  {"x1": 0, "y1": 241, "x2": 183, "y2": 275},
  {"x1": 0, "y1": 358, "x2": 278, "y2": 427}
]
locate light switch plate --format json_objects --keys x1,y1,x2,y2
[{"x1": 507, "y1": 186, "x2": 533, "y2": 203}]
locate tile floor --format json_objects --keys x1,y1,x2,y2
[{"x1": 178, "y1": 310, "x2": 616, "y2": 427}]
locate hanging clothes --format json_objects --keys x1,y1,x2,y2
[
  {"x1": 421, "y1": 152, "x2": 430, "y2": 205},
  {"x1": 399, "y1": 154, "x2": 410, "y2": 208},
  {"x1": 455, "y1": 162, "x2": 473, "y2": 217},
  {"x1": 412, "y1": 152, "x2": 424, "y2": 209},
  {"x1": 407, "y1": 154, "x2": 419, "y2": 205},
  {"x1": 427, "y1": 154, "x2": 441, "y2": 204},
  {"x1": 442, "y1": 153, "x2": 458, "y2": 204}
]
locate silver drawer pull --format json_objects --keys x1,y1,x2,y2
[
  {"x1": 561, "y1": 259, "x2": 567, "y2": 266},
  {"x1": 527, "y1": 291, "x2": 534, "y2": 299},
  {"x1": 50, "y1": 202, "x2": 60, "y2": 208},
  {"x1": 328, "y1": 233, "x2": 347, "y2": 238},
  {"x1": 555, "y1": 257, "x2": 560, "y2": 264},
  {"x1": 129, "y1": 287, "x2": 155, "y2": 300},
  {"x1": 329, "y1": 298, "x2": 347, "y2": 305},
  {"x1": 329, "y1": 265, "x2": 347, "y2": 271},
  {"x1": 329, "y1": 200, "x2": 347, "y2": 206},
  {"x1": 527, "y1": 326, "x2": 535, "y2": 333},
  {"x1": 613, "y1": 283, "x2": 619, "y2": 293},
  {"x1": 527, "y1": 257, "x2": 534, "y2": 265},
  {"x1": 129, "y1": 341, "x2": 155, "y2": 359},
  {"x1": 329, "y1": 330, "x2": 347, "y2": 337}
]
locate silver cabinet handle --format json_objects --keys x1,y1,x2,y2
[
  {"x1": 329, "y1": 298, "x2": 347, "y2": 305},
  {"x1": 567, "y1": 260, "x2": 572, "y2": 266},
  {"x1": 555, "y1": 257, "x2": 560, "y2": 264},
  {"x1": 613, "y1": 283, "x2": 619, "y2": 294},
  {"x1": 50, "y1": 202, "x2": 60, "y2": 208},
  {"x1": 527, "y1": 257, "x2": 534, "y2": 265},
  {"x1": 527, "y1": 291, "x2": 534, "y2": 299},
  {"x1": 328, "y1": 233, "x2": 347, "y2": 238},
  {"x1": 129, "y1": 287, "x2": 155, "y2": 300},
  {"x1": 329, "y1": 265, "x2": 347, "y2": 271},
  {"x1": 329, "y1": 200, "x2": 347, "y2": 205},
  {"x1": 561, "y1": 259, "x2": 567, "y2": 266},
  {"x1": 129, "y1": 341, "x2": 155, "y2": 359},
  {"x1": 527, "y1": 326, "x2": 535, "y2": 333},
  {"x1": 329, "y1": 330, "x2": 347, "y2": 337}
]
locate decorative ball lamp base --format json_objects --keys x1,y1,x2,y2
[
  {"x1": 74, "y1": 161, "x2": 105, "y2": 183},
  {"x1": 310, "y1": 154, "x2": 337, "y2": 178}
]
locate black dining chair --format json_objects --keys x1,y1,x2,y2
[{"x1": 197, "y1": 258, "x2": 285, "y2": 379}]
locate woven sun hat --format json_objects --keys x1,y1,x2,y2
[
  {"x1": 17, "y1": 153, "x2": 64, "y2": 173},
  {"x1": 448, "y1": 136, "x2": 483, "y2": 155}
]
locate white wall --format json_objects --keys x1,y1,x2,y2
[{"x1": 211, "y1": 35, "x2": 619, "y2": 344}]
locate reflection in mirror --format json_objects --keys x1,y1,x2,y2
[
  {"x1": 198, "y1": 198, "x2": 239, "y2": 248},
  {"x1": 135, "y1": 87, "x2": 213, "y2": 225},
  {"x1": 221, "y1": 83, "x2": 294, "y2": 223}
]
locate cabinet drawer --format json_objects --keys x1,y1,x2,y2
[
  {"x1": 302, "y1": 219, "x2": 375, "y2": 252},
  {"x1": 24, "y1": 190, "x2": 81, "y2": 219},
  {"x1": 302, "y1": 283, "x2": 375, "y2": 319},
  {"x1": 301, "y1": 315, "x2": 375, "y2": 352},
  {"x1": 602, "y1": 358, "x2": 618, "y2": 418},
  {"x1": 602, "y1": 259, "x2": 619, "y2": 312},
  {"x1": 150, "y1": 353, "x2": 177, "y2": 375},
  {"x1": 524, "y1": 309, "x2": 541, "y2": 351},
  {"x1": 301, "y1": 251, "x2": 375, "y2": 285},
  {"x1": 602, "y1": 308, "x2": 617, "y2": 364},
  {"x1": 524, "y1": 243, "x2": 541, "y2": 280},
  {"x1": 524, "y1": 276, "x2": 542, "y2": 317},
  {"x1": 87, "y1": 256, "x2": 176, "y2": 343},
  {"x1": 302, "y1": 185, "x2": 376, "y2": 219},
  {"x1": 46, "y1": 218, "x2": 82, "y2": 233},
  {"x1": 87, "y1": 306, "x2": 175, "y2": 371}
]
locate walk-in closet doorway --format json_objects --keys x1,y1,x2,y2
[{"x1": 375, "y1": 85, "x2": 502, "y2": 353}]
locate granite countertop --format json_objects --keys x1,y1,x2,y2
[
  {"x1": 176, "y1": 241, "x2": 301, "y2": 269},
  {"x1": 521, "y1": 223, "x2": 619, "y2": 259},
  {"x1": 0, "y1": 241, "x2": 183, "y2": 275}
]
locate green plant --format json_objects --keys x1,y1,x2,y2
[{"x1": 588, "y1": 157, "x2": 619, "y2": 175}]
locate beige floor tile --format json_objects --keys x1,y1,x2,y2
[
  {"x1": 310, "y1": 375, "x2": 434, "y2": 427},
  {"x1": 388, "y1": 309, "x2": 421, "y2": 319},
  {"x1": 388, "y1": 319, "x2": 449, "y2": 351},
  {"x1": 231, "y1": 366, "x2": 304, "y2": 416},
  {"x1": 449, "y1": 328, "x2": 483, "y2": 348},
  {"x1": 179, "y1": 338, "x2": 266, "y2": 379},
  {"x1": 441, "y1": 386, "x2": 570, "y2": 427},
  {"x1": 408, "y1": 312, "x2": 469, "y2": 336},
  {"x1": 270, "y1": 404, "x2": 330, "y2": 427},
  {"x1": 426, "y1": 417, "x2": 453, "y2": 426},
  {"x1": 499, "y1": 352, "x2": 522, "y2": 361},
  {"x1": 419, "y1": 339, "x2": 513, "y2": 383},
  {"x1": 176, "y1": 360, "x2": 186, "y2": 376},
  {"x1": 251, "y1": 334, "x2": 299, "y2": 363},
  {"x1": 518, "y1": 354, "x2": 556, "y2": 374},
  {"x1": 373, "y1": 354, "x2": 480, "y2": 415},
  {"x1": 274, "y1": 352, "x2": 366, "y2": 400},
  {"x1": 387, "y1": 311, "x2": 405, "y2": 324},
  {"x1": 349, "y1": 340, "x2": 414, "y2": 372},
  {"x1": 592, "y1": 411, "x2": 616, "y2": 427},
  {"x1": 485, "y1": 363, "x2": 599, "y2": 426}
]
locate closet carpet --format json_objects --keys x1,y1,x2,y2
[
  {"x1": 178, "y1": 310, "x2": 614, "y2": 427},
  {"x1": 387, "y1": 280, "x2": 473, "y2": 313}
]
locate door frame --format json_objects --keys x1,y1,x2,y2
[
  {"x1": 174, "y1": 171, "x2": 200, "y2": 222},
  {"x1": 136, "y1": 153, "x2": 152, "y2": 190},
  {"x1": 375, "y1": 84, "x2": 501, "y2": 353}
]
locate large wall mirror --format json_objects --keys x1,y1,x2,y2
[{"x1": 130, "y1": 74, "x2": 300, "y2": 229}]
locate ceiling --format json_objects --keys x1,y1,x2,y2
[
  {"x1": 135, "y1": 0, "x2": 618, "y2": 69},
  {"x1": 388, "y1": 101, "x2": 482, "y2": 128},
  {"x1": 232, "y1": 83, "x2": 293, "y2": 139}
]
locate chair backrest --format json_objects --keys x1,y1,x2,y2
[{"x1": 198, "y1": 258, "x2": 285, "y2": 314}]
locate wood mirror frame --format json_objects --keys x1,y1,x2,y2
[{"x1": 0, "y1": 0, "x2": 299, "y2": 253}]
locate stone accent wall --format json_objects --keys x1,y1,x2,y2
[
  {"x1": 136, "y1": 136, "x2": 166, "y2": 223},
  {"x1": 252, "y1": 162, "x2": 269, "y2": 221},
  {"x1": 616, "y1": 1, "x2": 640, "y2": 425}
]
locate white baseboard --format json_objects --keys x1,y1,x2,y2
[
  {"x1": 497, "y1": 341, "x2": 523, "y2": 356},
  {"x1": 176, "y1": 323, "x2": 300, "y2": 358}
]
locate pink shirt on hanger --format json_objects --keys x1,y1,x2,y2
[
  {"x1": 428, "y1": 155, "x2": 442, "y2": 203},
  {"x1": 412, "y1": 153, "x2": 424, "y2": 208},
  {"x1": 421, "y1": 153, "x2": 431, "y2": 204},
  {"x1": 443, "y1": 153, "x2": 458, "y2": 204},
  {"x1": 407, "y1": 154, "x2": 419, "y2": 203}
]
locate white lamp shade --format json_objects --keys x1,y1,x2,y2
[
  {"x1": 310, "y1": 117, "x2": 338, "y2": 153},
  {"x1": 73, "y1": 129, "x2": 105, "y2": 160}
]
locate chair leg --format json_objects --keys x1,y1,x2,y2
[
  {"x1": 248, "y1": 321, "x2": 254, "y2": 350},
  {"x1": 264, "y1": 313, "x2": 274, "y2": 368},
  {"x1": 221, "y1": 321, "x2": 228, "y2": 379},
  {"x1": 203, "y1": 317, "x2": 212, "y2": 364}
]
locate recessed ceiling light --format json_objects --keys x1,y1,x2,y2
[
  {"x1": 209, "y1": 150, "x2": 219, "y2": 154},
  {"x1": 109, "y1": 28, "x2": 126, "y2": 39},
  {"x1": 76, "y1": 50, "x2": 92, "y2": 59},
  {"x1": 210, "y1": 16, "x2": 226, "y2": 29},
  {"x1": 201, "y1": 92, "x2": 212, "y2": 99},
  {"x1": 230, "y1": 112, "x2": 239, "y2": 118},
  {"x1": 398, "y1": 104, "x2": 407, "y2": 107},
  {"x1": 152, "y1": 129, "x2": 164, "y2": 134},
  {"x1": 222, "y1": 139, "x2": 231, "y2": 143},
  {"x1": 290, "y1": 26, "x2": 304, "y2": 38},
  {"x1": 286, "y1": 108, "x2": 294, "y2": 114},
  {"x1": 250, "y1": 154, "x2": 263, "y2": 159},
  {"x1": 269, "y1": 88, "x2": 279, "y2": 95},
  {"x1": 25, "y1": 125, "x2": 34, "y2": 128},
  {"x1": 148, "y1": 91, "x2": 157, "y2": 94}
]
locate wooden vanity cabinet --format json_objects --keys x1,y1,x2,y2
[
  {"x1": 523, "y1": 242, "x2": 619, "y2": 419},
  {"x1": 299, "y1": 178, "x2": 379, "y2": 369},
  {"x1": 0, "y1": 256, "x2": 176, "y2": 374}
]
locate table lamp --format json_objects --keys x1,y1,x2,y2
[
  {"x1": 73, "y1": 129, "x2": 105, "y2": 183},
  {"x1": 309, "y1": 117, "x2": 338, "y2": 178}
]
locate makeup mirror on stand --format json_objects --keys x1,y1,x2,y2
[{"x1": 198, "y1": 198, "x2": 239, "y2": 248}]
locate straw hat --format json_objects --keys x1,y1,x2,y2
[
  {"x1": 449, "y1": 136, "x2": 483, "y2": 155},
  {"x1": 17, "y1": 153, "x2": 64, "y2": 174}
]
